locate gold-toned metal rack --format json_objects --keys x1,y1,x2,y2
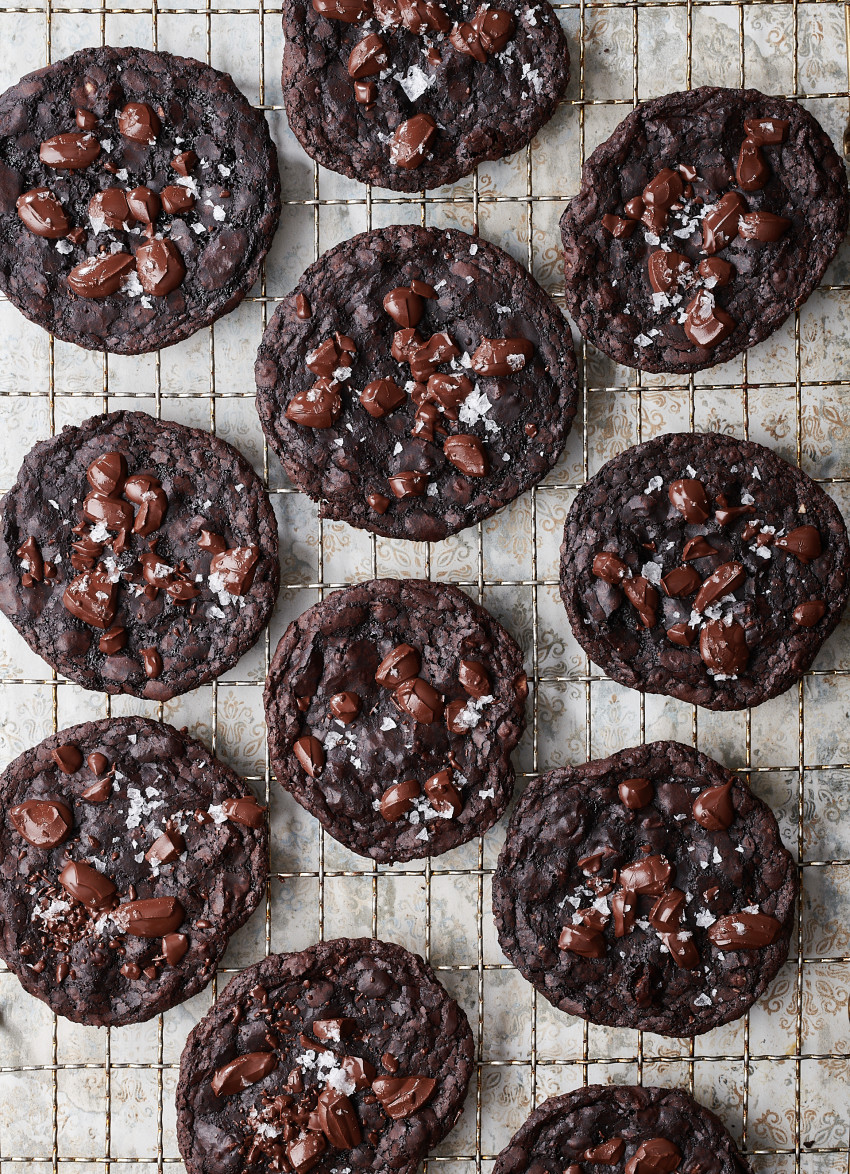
[{"x1": 0, "y1": 0, "x2": 848, "y2": 1171}]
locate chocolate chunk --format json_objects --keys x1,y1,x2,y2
[
  {"x1": 618, "y1": 854, "x2": 672, "y2": 894},
  {"x1": 707, "y1": 911, "x2": 781, "y2": 949},
  {"x1": 693, "y1": 561, "x2": 745, "y2": 611},
  {"x1": 117, "y1": 101, "x2": 160, "y2": 144},
  {"x1": 470, "y1": 337, "x2": 534, "y2": 376},
  {"x1": 52, "y1": 744, "x2": 83, "y2": 773},
  {"x1": 16, "y1": 188, "x2": 70, "y2": 238},
  {"x1": 692, "y1": 780, "x2": 735, "y2": 830},
  {"x1": 611, "y1": 889, "x2": 636, "y2": 937},
  {"x1": 372, "y1": 1075, "x2": 436, "y2": 1118},
  {"x1": 666, "y1": 622, "x2": 696, "y2": 647},
  {"x1": 162, "y1": 932, "x2": 189, "y2": 966},
  {"x1": 81, "y1": 776, "x2": 114, "y2": 802},
  {"x1": 160, "y1": 184, "x2": 195, "y2": 214},
  {"x1": 383, "y1": 285, "x2": 425, "y2": 328},
  {"x1": 112, "y1": 896, "x2": 184, "y2": 937},
  {"x1": 701, "y1": 191, "x2": 746, "y2": 254},
  {"x1": 389, "y1": 470, "x2": 428, "y2": 498},
  {"x1": 622, "y1": 576, "x2": 658, "y2": 628},
  {"x1": 699, "y1": 619, "x2": 749, "y2": 676},
  {"x1": 683, "y1": 291, "x2": 735, "y2": 349},
  {"x1": 296, "y1": 292, "x2": 312, "y2": 319},
  {"x1": 59, "y1": 859, "x2": 117, "y2": 910},
  {"x1": 424, "y1": 769, "x2": 462, "y2": 817},
  {"x1": 379, "y1": 779, "x2": 420, "y2": 821},
  {"x1": 312, "y1": 0, "x2": 372, "y2": 20},
  {"x1": 209, "y1": 546, "x2": 259, "y2": 595},
  {"x1": 221, "y1": 796, "x2": 266, "y2": 828},
  {"x1": 89, "y1": 188, "x2": 130, "y2": 230},
  {"x1": 647, "y1": 250, "x2": 691, "y2": 294},
  {"x1": 558, "y1": 924, "x2": 606, "y2": 957},
  {"x1": 9, "y1": 799, "x2": 73, "y2": 848},
  {"x1": 736, "y1": 137, "x2": 769, "y2": 191},
  {"x1": 40, "y1": 133, "x2": 101, "y2": 169},
  {"x1": 126, "y1": 185, "x2": 162, "y2": 223},
  {"x1": 145, "y1": 829, "x2": 185, "y2": 864},
  {"x1": 394, "y1": 677, "x2": 444, "y2": 723},
  {"x1": 602, "y1": 214, "x2": 636, "y2": 239},
  {"x1": 170, "y1": 150, "x2": 199, "y2": 176},
  {"x1": 774, "y1": 524, "x2": 821, "y2": 563},
  {"x1": 668, "y1": 478, "x2": 709, "y2": 523},
  {"x1": 592, "y1": 551, "x2": 628, "y2": 584},
  {"x1": 389, "y1": 114, "x2": 437, "y2": 170},
  {"x1": 458, "y1": 659, "x2": 490, "y2": 698},
  {"x1": 618, "y1": 777, "x2": 653, "y2": 809},
  {"x1": 698, "y1": 257, "x2": 734, "y2": 287},
  {"x1": 738, "y1": 211, "x2": 791, "y2": 243},
  {"x1": 625, "y1": 1140, "x2": 681, "y2": 1174},
  {"x1": 286, "y1": 381, "x2": 343, "y2": 428},
  {"x1": 444, "y1": 434, "x2": 489, "y2": 477},
  {"x1": 136, "y1": 239, "x2": 186, "y2": 296},
  {"x1": 141, "y1": 647, "x2": 163, "y2": 678},
  {"x1": 584, "y1": 1139, "x2": 625, "y2": 1164},
  {"x1": 376, "y1": 643, "x2": 421, "y2": 688},
  {"x1": 360, "y1": 378, "x2": 406, "y2": 418},
  {"x1": 348, "y1": 32, "x2": 388, "y2": 78},
  {"x1": 211, "y1": 1050, "x2": 278, "y2": 1096},
  {"x1": 793, "y1": 600, "x2": 826, "y2": 626},
  {"x1": 68, "y1": 253, "x2": 135, "y2": 299},
  {"x1": 329, "y1": 691, "x2": 361, "y2": 724},
  {"x1": 317, "y1": 1087, "x2": 362, "y2": 1148},
  {"x1": 681, "y1": 535, "x2": 716, "y2": 561},
  {"x1": 661, "y1": 565, "x2": 701, "y2": 597},
  {"x1": 294, "y1": 735, "x2": 325, "y2": 777},
  {"x1": 87, "y1": 452, "x2": 127, "y2": 496}
]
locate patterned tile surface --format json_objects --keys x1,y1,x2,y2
[{"x1": 0, "y1": 2, "x2": 848, "y2": 1170}]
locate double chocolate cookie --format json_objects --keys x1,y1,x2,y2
[
  {"x1": 559, "y1": 432, "x2": 850, "y2": 710},
  {"x1": 0, "y1": 410, "x2": 280, "y2": 700},
  {"x1": 265, "y1": 578, "x2": 527, "y2": 862},
  {"x1": 0, "y1": 46, "x2": 280, "y2": 353},
  {"x1": 255, "y1": 225, "x2": 577, "y2": 541},
  {"x1": 176, "y1": 937, "x2": 475, "y2": 1174},
  {"x1": 560, "y1": 87, "x2": 848, "y2": 373},
  {"x1": 282, "y1": 0, "x2": 569, "y2": 191},
  {"x1": 0, "y1": 717, "x2": 267, "y2": 1027},
  {"x1": 492, "y1": 741, "x2": 797, "y2": 1037},
  {"x1": 494, "y1": 1085, "x2": 751, "y2": 1174}
]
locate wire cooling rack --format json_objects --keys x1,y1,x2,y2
[{"x1": 0, "y1": 0, "x2": 849, "y2": 1171}]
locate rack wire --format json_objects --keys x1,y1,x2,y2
[{"x1": 0, "y1": 0, "x2": 849, "y2": 1170}]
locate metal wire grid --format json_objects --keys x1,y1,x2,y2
[{"x1": 0, "y1": 0, "x2": 847, "y2": 1171}]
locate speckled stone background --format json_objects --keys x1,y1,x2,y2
[{"x1": 0, "y1": 2, "x2": 848, "y2": 1171}]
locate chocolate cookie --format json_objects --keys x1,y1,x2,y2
[
  {"x1": 0, "y1": 410, "x2": 280, "y2": 700},
  {"x1": 0, "y1": 716, "x2": 268, "y2": 1027},
  {"x1": 493, "y1": 1084, "x2": 751, "y2": 1174},
  {"x1": 0, "y1": 46, "x2": 280, "y2": 353},
  {"x1": 560, "y1": 87, "x2": 848, "y2": 373},
  {"x1": 255, "y1": 225, "x2": 577, "y2": 541},
  {"x1": 492, "y1": 741, "x2": 797, "y2": 1037},
  {"x1": 282, "y1": 0, "x2": 569, "y2": 192},
  {"x1": 175, "y1": 937, "x2": 475, "y2": 1174},
  {"x1": 559, "y1": 432, "x2": 850, "y2": 710},
  {"x1": 265, "y1": 578, "x2": 527, "y2": 862}
]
